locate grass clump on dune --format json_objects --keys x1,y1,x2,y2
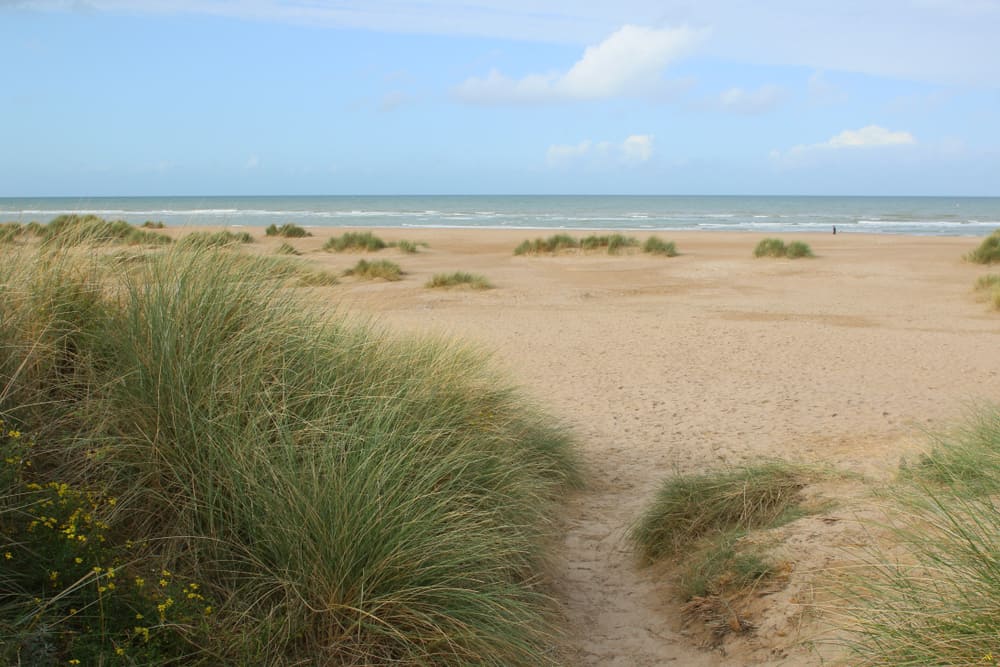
[
  {"x1": 580, "y1": 234, "x2": 639, "y2": 253},
  {"x1": 265, "y1": 223, "x2": 311, "y2": 238},
  {"x1": 0, "y1": 223, "x2": 24, "y2": 243},
  {"x1": 140, "y1": 220, "x2": 165, "y2": 229},
  {"x1": 966, "y1": 229, "x2": 1000, "y2": 264},
  {"x1": 514, "y1": 234, "x2": 580, "y2": 255},
  {"x1": 391, "y1": 239, "x2": 424, "y2": 254},
  {"x1": 323, "y1": 231, "x2": 387, "y2": 252},
  {"x1": 642, "y1": 236, "x2": 678, "y2": 257},
  {"x1": 177, "y1": 230, "x2": 253, "y2": 248},
  {"x1": 833, "y1": 405, "x2": 1000, "y2": 666},
  {"x1": 631, "y1": 463, "x2": 813, "y2": 637},
  {"x1": 40, "y1": 214, "x2": 172, "y2": 247},
  {"x1": 427, "y1": 272, "x2": 493, "y2": 289},
  {"x1": 275, "y1": 241, "x2": 301, "y2": 255},
  {"x1": 974, "y1": 274, "x2": 1000, "y2": 310},
  {"x1": 0, "y1": 245, "x2": 578, "y2": 665},
  {"x1": 344, "y1": 258, "x2": 402, "y2": 281},
  {"x1": 753, "y1": 238, "x2": 814, "y2": 258}
]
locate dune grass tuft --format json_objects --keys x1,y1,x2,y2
[
  {"x1": 513, "y1": 234, "x2": 580, "y2": 255},
  {"x1": 265, "y1": 223, "x2": 311, "y2": 238},
  {"x1": 275, "y1": 241, "x2": 301, "y2": 255},
  {"x1": 833, "y1": 405, "x2": 1000, "y2": 666},
  {"x1": 753, "y1": 238, "x2": 813, "y2": 259},
  {"x1": 0, "y1": 223, "x2": 24, "y2": 244},
  {"x1": 39, "y1": 214, "x2": 172, "y2": 247},
  {"x1": 966, "y1": 229, "x2": 1000, "y2": 264},
  {"x1": 0, "y1": 245, "x2": 578, "y2": 665},
  {"x1": 177, "y1": 230, "x2": 253, "y2": 248},
  {"x1": 140, "y1": 220, "x2": 165, "y2": 229},
  {"x1": 391, "y1": 240, "x2": 423, "y2": 254},
  {"x1": 427, "y1": 272, "x2": 493, "y2": 289},
  {"x1": 580, "y1": 234, "x2": 640, "y2": 253},
  {"x1": 631, "y1": 463, "x2": 812, "y2": 639},
  {"x1": 974, "y1": 274, "x2": 1000, "y2": 310},
  {"x1": 642, "y1": 236, "x2": 678, "y2": 257},
  {"x1": 344, "y1": 258, "x2": 403, "y2": 281},
  {"x1": 632, "y1": 463, "x2": 810, "y2": 563},
  {"x1": 324, "y1": 231, "x2": 387, "y2": 252}
]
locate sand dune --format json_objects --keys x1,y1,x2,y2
[{"x1": 175, "y1": 226, "x2": 1000, "y2": 664}]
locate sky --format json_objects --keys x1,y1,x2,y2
[{"x1": 1, "y1": 0, "x2": 999, "y2": 196}]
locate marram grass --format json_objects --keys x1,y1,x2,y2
[
  {"x1": 324, "y1": 231, "x2": 388, "y2": 252},
  {"x1": 753, "y1": 238, "x2": 813, "y2": 259},
  {"x1": 427, "y1": 272, "x2": 493, "y2": 289},
  {"x1": 974, "y1": 274, "x2": 1000, "y2": 310},
  {"x1": 831, "y1": 406, "x2": 1000, "y2": 666},
  {"x1": 966, "y1": 229, "x2": 1000, "y2": 264},
  {"x1": 344, "y1": 258, "x2": 403, "y2": 281},
  {"x1": 642, "y1": 236, "x2": 678, "y2": 257},
  {"x1": 265, "y1": 223, "x2": 311, "y2": 238},
  {"x1": 0, "y1": 245, "x2": 578, "y2": 665}
]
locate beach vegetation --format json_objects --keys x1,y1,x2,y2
[
  {"x1": 323, "y1": 231, "x2": 387, "y2": 252},
  {"x1": 753, "y1": 238, "x2": 814, "y2": 259},
  {"x1": 39, "y1": 214, "x2": 172, "y2": 248},
  {"x1": 580, "y1": 234, "x2": 640, "y2": 253},
  {"x1": 275, "y1": 242, "x2": 301, "y2": 255},
  {"x1": 0, "y1": 223, "x2": 24, "y2": 244},
  {"x1": 344, "y1": 258, "x2": 403, "y2": 281},
  {"x1": 974, "y1": 274, "x2": 1000, "y2": 310},
  {"x1": 833, "y1": 405, "x2": 1000, "y2": 666},
  {"x1": 265, "y1": 223, "x2": 311, "y2": 238},
  {"x1": 631, "y1": 463, "x2": 813, "y2": 638},
  {"x1": 140, "y1": 220, "x2": 165, "y2": 229},
  {"x1": 966, "y1": 230, "x2": 1000, "y2": 264},
  {"x1": 391, "y1": 240, "x2": 421, "y2": 254},
  {"x1": 177, "y1": 230, "x2": 253, "y2": 248},
  {"x1": 642, "y1": 236, "x2": 678, "y2": 257},
  {"x1": 427, "y1": 272, "x2": 493, "y2": 289},
  {"x1": 513, "y1": 234, "x2": 580, "y2": 255},
  {"x1": 0, "y1": 245, "x2": 579, "y2": 665}
]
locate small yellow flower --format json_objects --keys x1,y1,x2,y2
[
  {"x1": 134, "y1": 576, "x2": 145, "y2": 588},
  {"x1": 204, "y1": 605, "x2": 213, "y2": 615},
  {"x1": 74, "y1": 557, "x2": 83, "y2": 564},
  {"x1": 115, "y1": 647, "x2": 125, "y2": 656},
  {"x1": 8, "y1": 430, "x2": 20, "y2": 439},
  {"x1": 4, "y1": 552, "x2": 11, "y2": 560},
  {"x1": 159, "y1": 578, "x2": 168, "y2": 588},
  {"x1": 135, "y1": 612, "x2": 144, "y2": 620},
  {"x1": 68, "y1": 661, "x2": 80, "y2": 665}
]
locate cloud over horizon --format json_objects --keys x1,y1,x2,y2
[
  {"x1": 455, "y1": 25, "x2": 704, "y2": 105},
  {"x1": 547, "y1": 134, "x2": 654, "y2": 167},
  {"x1": 773, "y1": 125, "x2": 917, "y2": 162}
]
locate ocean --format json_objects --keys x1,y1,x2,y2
[{"x1": 1, "y1": 195, "x2": 999, "y2": 237}]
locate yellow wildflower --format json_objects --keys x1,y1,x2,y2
[{"x1": 4, "y1": 552, "x2": 11, "y2": 560}]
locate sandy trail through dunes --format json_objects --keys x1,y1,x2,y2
[{"x1": 184, "y1": 227, "x2": 1000, "y2": 664}]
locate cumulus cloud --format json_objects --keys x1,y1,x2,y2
[
  {"x1": 547, "y1": 135, "x2": 654, "y2": 167},
  {"x1": 455, "y1": 25, "x2": 704, "y2": 104},
  {"x1": 772, "y1": 125, "x2": 917, "y2": 162}
]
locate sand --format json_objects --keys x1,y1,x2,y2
[{"x1": 175, "y1": 226, "x2": 1000, "y2": 664}]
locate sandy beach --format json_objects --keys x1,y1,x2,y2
[{"x1": 181, "y1": 227, "x2": 1000, "y2": 665}]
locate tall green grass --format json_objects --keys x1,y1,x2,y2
[
  {"x1": 514, "y1": 234, "x2": 580, "y2": 255},
  {"x1": 753, "y1": 238, "x2": 813, "y2": 259},
  {"x1": 40, "y1": 214, "x2": 172, "y2": 248},
  {"x1": 833, "y1": 406, "x2": 1000, "y2": 665},
  {"x1": 966, "y1": 230, "x2": 1000, "y2": 264},
  {"x1": 974, "y1": 274, "x2": 1000, "y2": 310},
  {"x1": 0, "y1": 246, "x2": 578, "y2": 665},
  {"x1": 324, "y1": 231, "x2": 388, "y2": 252},
  {"x1": 642, "y1": 236, "x2": 678, "y2": 257},
  {"x1": 427, "y1": 272, "x2": 493, "y2": 289},
  {"x1": 580, "y1": 234, "x2": 639, "y2": 253},
  {"x1": 344, "y1": 258, "x2": 403, "y2": 281},
  {"x1": 177, "y1": 230, "x2": 253, "y2": 248},
  {"x1": 265, "y1": 223, "x2": 311, "y2": 238}
]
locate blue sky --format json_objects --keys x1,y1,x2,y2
[{"x1": 1, "y1": 0, "x2": 998, "y2": 196}]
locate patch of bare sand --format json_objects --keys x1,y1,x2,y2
[{"x1": 172, "y1": 226, "x2": 1000, "y2": 664}]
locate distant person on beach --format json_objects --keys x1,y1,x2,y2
[{"x1": 833, "y1": 225, "x2": 837, "y2": 235}]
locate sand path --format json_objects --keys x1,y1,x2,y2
[{"x1": 224, "y1": 228, "x2": 1000, "y2": 664}]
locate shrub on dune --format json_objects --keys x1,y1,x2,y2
[
  {"x1": 753, "y1": 238, "x2": 787, "y2": 258},
  {"x1": 0, "y1": 246, "x2": 578, "y2": 665},
  {"x1": 514, "y1": 234, "x2": 579, "y2": 255},
  {"x1": 966, "y1": 230, "x2": 1000, "y2": 264},
  {"x1": 784, "y1": 241, "x2": 814, "y2": 258}
]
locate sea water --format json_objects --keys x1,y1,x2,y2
[{"x1": 1, "y1": 195, "x2": 998, "y2": 237}]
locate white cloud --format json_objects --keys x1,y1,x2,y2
[
  {"x1": 455, "y1": 24, "x2": 704, "y2": 104},
  {"x1": 547, "y1": 134, "x2": 654, "y2": 167},
  {"x1": 772, "y1": 125, "x2": 917, "y2": 162},
  {"x1": 716, "y1": 84, "x2": 784, "y2": 114}
]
